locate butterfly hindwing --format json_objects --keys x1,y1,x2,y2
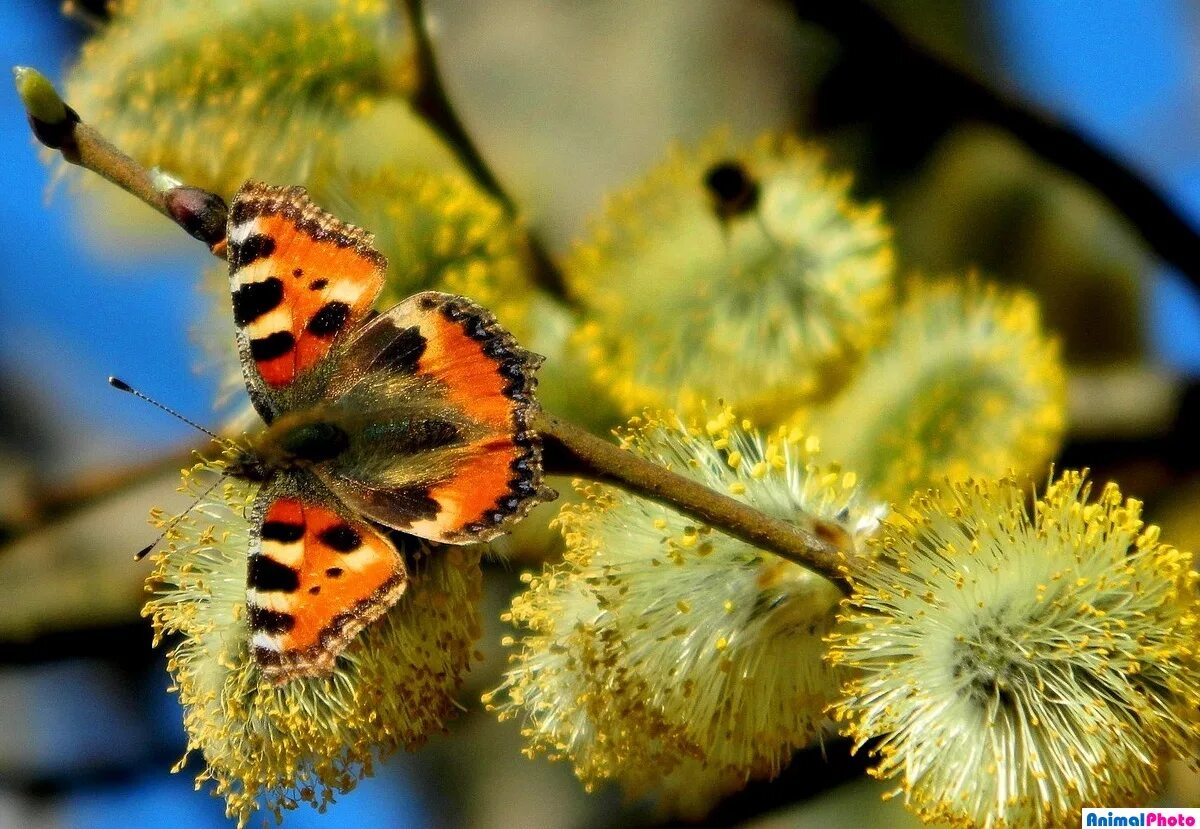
[
  {"x1": 227, "y1": 181, "x2": 387, "y2": 421},
  {"x1": 245, "y1": 487, "x2": 407, "y2": 683},
  {"x1": 316, "y1": 291, "x2": 551, "y2": 544}
]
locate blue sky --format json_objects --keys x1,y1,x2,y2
[{"x1": 993, "y1": 0, "x2": 1200, "y2": 371}]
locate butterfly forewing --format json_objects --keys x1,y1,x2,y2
[
  {"x1": 227, "y1": 181, "x2": 387, "y2": 421},
  {"x1": 246, "y1": 488, "x2": 407, "y2": 683},
  {"x1": 316, "y1": 292, "x2": 551, "y2": 544}
]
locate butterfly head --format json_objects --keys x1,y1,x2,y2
[{"x1": 225, "y1": 441, "x2": 271, "y2": 483}]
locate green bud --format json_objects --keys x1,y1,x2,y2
[
  {"x1": 12, "y1": 66, "x2": 78, "y2": 149},
  {"x1": 13, "y1": 66, "x2": 65, "y2": 124}
]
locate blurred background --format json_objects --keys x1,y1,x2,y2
[{"x1": 2, "y1": 1, "x2": 1200, "y2": 827}]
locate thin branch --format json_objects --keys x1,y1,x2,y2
[
  {"x1": 788, "y1": 0, "x2": 1200, "y2": 293},
  {"x1": 14, "y1": 65, "x2": 166, "y2": 217},
  {"x1": 399, "y1": 0, "x2": 511, "y2": 210},
  {"x1": 536, "y1": 411, "x2": 854, "y2": 591},
  {"x1": 13, "y1": 66, "x2": 229, "y2": 255},
  {"x1": 0, "y1": 444, "x2": 201, "y2": 554},
  {"x1": 397, "y1": 0, "x2": 571, "y2": 299}
]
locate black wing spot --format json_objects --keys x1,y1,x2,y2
[
  {"x1": 247, "y1": 555, "x2": 300, "y2": 592},
  {"x1": 250, "y1": 331, "x2": 295, "y2": 361},
  {"x1": 306, "y1": 301, "x2": 351, "y2": 337},
  {"x1": 309, "y1": 585, "x2": 321, "y2": 595},
  {"x1": 232, "y1": 277, "x2": 284, "y2": 326},
  {"x1": 309, "y1": 278, "x2": 328, "y2": 291},
  {"x1": 463, "y1": 312, "x2": 489, "y2": 341},
  {"x1": 293, "y1": 268, "x2": 304, "y2": 277},
  {"x1": 325, "y1": 567, "x2": 344, "y2": 578},
  {"x1": 230, "y1": 233, "x2": 276, "y2": 271},
  {"x1": 261, "y1": 520, "x2": 305, "y2": 543},
  {"x1": 319, "y1": 524, "x2": 362, "y2": 552},
  {"x1": 376, "y1": 326, "x2": 426, "y2": 373},
  {"x1": 387, "y1": 486, "x2": 441, "y2": 524},
  {"x1": 230, "y1": 199, "x2": 255, "y2": 226},
  {"x1": 252, "y1": 646, "x2": 283, "y2": 667},
  {"x1": 247, "y1": 605, "x2": 295, "y2": 634}
]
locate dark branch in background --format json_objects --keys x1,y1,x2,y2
[
  {"x1": 788, "y1": 0, "x2": 1200, "y2": 294},
  {"x1": 399, "y1": 0, "x2": 510, "y2": 210},
  {"x1": 0, "y1": 442, "x2": 199, "y2": 558},
  {"x1": 11, "y1": 67, "x2": 857, "y2": 586},
  {"x1": 397, "y1": 0, "x2": 571, "y2": 300},
  {"x1": 20, "y1": 445, "x2": 200, "y2": 539},
  {"x1": 650, "y1": 739, "x2": 870, "y2": 829}
]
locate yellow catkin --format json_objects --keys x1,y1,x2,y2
[
  {"x1": 64, "y1": 0, "x2": 406, "y2": 198},
  {"x1": 799, "y1": 276, "x2": 1066, "y2": 506},
  {"x1": 144, "y1": 452, "x2": 484, "y2": 826},
  {"x1": 566, "y1": 131, "x2": 895, "y2": 423},
  {"x1": 828, "y1": 471, "x2": 1200, "y2": 829},
  {"x1": 490, "y1": 408, "x2": 886, "y2": 816}
]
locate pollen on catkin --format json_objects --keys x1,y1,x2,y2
[
  {"x1": 828, "y1": 471, "x2": 1200, "y2": 829},
  {"x1": 488, "y1": 409, "x2": 886, "y2": 815},
  {"x1": 143, "y1": 454, "x2": 483, "y2": 827},
  {"x1": 567, "y1": 132, "x2": 894, "y2": 423},
  {"x1": 800, "y1": 277, "x2": 1065, "y2": 506},
  {"x1": 64, "y1": 0, "x2": 406, "y2": 197}
]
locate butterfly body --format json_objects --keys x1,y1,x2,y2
[
  {"x1": 223, "y1": 181, "x2": 552, "y2": 683},
  {"x1": 226, "y1": 417, "x2": 347, "y2": 482}
]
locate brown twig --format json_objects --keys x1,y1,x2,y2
[
  {"x1": 13, "y1": 67, "x2": 230, "y2": 256},
  {"x1": 396, "y1": 0, "x2": 571, "y2": 299},
  {"x1": 399, "y1": 0, "x2": 511, "y2": 210},
  {"x1": 14, "y1": 66, "x2": 168, "y2": 217},
  {"x1": 31, "y1": 445, "x2": 201, "y2": 524},
  {"x1": 536, "y1": 411, "x2": 853, "y2": 590},
  {"x1": 788, "y1": 0, "x2": 1200, "y2": 292}
]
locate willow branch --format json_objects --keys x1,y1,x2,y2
[
  {"x1": 536, "y1": 412, "x2": 853, "y2": 590},
  {"x1": 35, "y1": 445, "x2": 200, "y2": 518},
  {"x1": 397, "y1": 0, "x2": 571, "y2": 299},
  {"x1": 399, "y1": 0, "x2": 510, "y2": 209},
  {"x1": 788, "y1": 0, "x2": 1200, "y2": 292},
  {"x1": 12, "y1": 66, "x2": 167, "y2": 215},
  {"x1": 14, "y1": 66, "x2": 230, "y2": 256}
]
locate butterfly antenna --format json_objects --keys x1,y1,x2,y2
[
  {"x1": 134, "y1": 475, "x2": 227, "y2": 561},
  {"x1": 108, "y1": 376, "x2": 219, "y2": 440}
]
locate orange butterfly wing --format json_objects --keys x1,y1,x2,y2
[
  {"x1": 245, "y1": 493, "x2": 407, "y2": 683},
  {"x1": 319, "y1": 292, "x2": 551, "y2": 544},
  {"x1": 227, "y1": 181, "x2": 386, "y2": 420},
  {"x1": 402, "y1": 295, "x2": 544, "y2": 540}
]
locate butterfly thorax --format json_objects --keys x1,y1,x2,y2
[{"x1": 229, "y1": 410, "x2": 350, "y2": 481}]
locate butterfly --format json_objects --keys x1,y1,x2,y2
[{"x1": 218, "y1": 181, "x2": 552, "y2": 683}]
